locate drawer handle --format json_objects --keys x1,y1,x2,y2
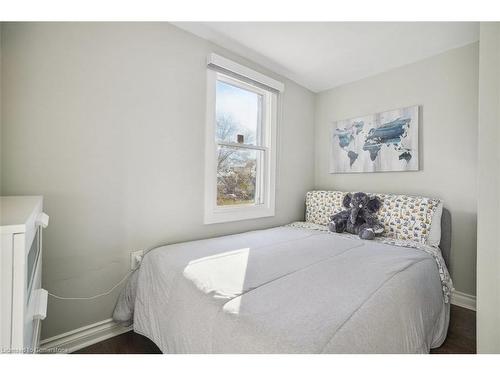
[
  {"x1": 35, "y1": 212, "x2": 49, "y2": 228},
  {"x1": 33, "y1": 289, "x2": 48, "y2": 320}
]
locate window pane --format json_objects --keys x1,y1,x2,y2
[
  {"x1": 217, "y1": 145, "x2": 262, "y2": 206},
  {"x1": 215, "y1": 80, "x2": 262, "y2": 146}
]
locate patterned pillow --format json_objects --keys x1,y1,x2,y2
[
  {"x1": 305, "y1": 190, "x2": 441, "y2": 244},
  {"x1": 305, "y1": 190, "x2": 345, "y2": 226}
]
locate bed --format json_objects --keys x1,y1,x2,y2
[{"x1": 113, "y1": 193, "x2": 452, "y2": 354}]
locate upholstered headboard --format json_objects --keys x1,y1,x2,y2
[{"x1": 440, "y1": 207, "x2": 452, "y2": 270}]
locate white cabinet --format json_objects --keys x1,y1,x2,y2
[{"x1": 1, "y1": 196, "x2": 48, "y2": 353}]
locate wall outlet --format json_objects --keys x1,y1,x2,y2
[{"x1": 130, "y1": 250, "x2": 144, "y2": 270}]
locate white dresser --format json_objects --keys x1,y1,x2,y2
[{"x1": 1, "y1": 196, "x2": 49, "y2": 353}]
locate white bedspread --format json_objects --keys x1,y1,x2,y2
[{"x1": 113, "y1": 226, "x2": 450, "y2": 353}]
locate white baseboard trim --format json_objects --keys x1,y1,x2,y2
[
  {"x1": 451, "y1": 290, "x2": 476, "y2": 311},
  {"x1": 39, "y1": 318, "x2": 132, "y2": 353}
]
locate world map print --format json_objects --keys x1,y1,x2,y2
[{"x1": 330, "y1": 106, "x2": 419, "y2": 173}]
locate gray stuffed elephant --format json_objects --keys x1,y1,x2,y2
[{"x1": 328, "y1": 192, "x2": 384, "y2": 240}]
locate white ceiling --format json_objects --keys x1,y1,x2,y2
[{"x1": 174, "y1": 22, "x2": 479, "y2": 93}]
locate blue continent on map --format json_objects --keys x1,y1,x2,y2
[
  {"x1": 347, "y1": 151, "x2": 358, "y2": 166},
  {"x1": 362, "y1": 118, "x2": 412, "y2": 161}
]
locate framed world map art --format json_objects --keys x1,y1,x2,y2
[{"x1": 329, "y1": 105, "x2": 419, "y2": 173}]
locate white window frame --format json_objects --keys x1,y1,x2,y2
[{"x1": 204, "y1": 56, "x2": 281, "y2": 224}]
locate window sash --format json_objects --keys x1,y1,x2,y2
[
  {"x1": 215, "y1": 72, "x2": 267, "y2": 209},
  {"x1": 216, "y1": 145, "x2": 266, "y2": 207},
  {"x1": 216, "y1": 141, "x2": 267, "y2": 152},
  {"x1": 216, "y1": 74, "x2": 266, "y2": 147}
]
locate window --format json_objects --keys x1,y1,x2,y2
[{"x1": 204, "y1": 54, "x2": 283, "y2": 224}]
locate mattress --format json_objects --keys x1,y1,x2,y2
[{"x1": 113, "y1": 225, "x2": 450, "y2": 353}]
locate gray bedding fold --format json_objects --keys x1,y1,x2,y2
[{"x1": 113, "y1": 226, "x2": 450, "y2": 353}]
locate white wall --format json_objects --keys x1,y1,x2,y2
[
  {"x1": 314, "y1": 43, "x2": 479, "y2": 296},
  {"x1": 0, "y1": 23, "x2": 316, "y2": 339},
  {"x1": 477, "y1": 22, "x2": 500, "y2": 354}
]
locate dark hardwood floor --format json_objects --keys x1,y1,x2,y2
[
  {"x1": 74, "y1": 305, "x2": 475, "y2": 354},
  {"x1": 75, "y1": 330, "x2": 162, "y2": 354},
  {"x1": 430, "y1": 304, "x2": 476, "y2": 354}
]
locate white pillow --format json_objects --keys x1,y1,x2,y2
[{"x1": 427, "y1": 202, "x2": 443, "y2": 247}]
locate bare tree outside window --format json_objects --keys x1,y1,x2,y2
[
  {"x1": 215, "y1": 79, "x2": 263, "y2": 207},
  {"x1": 205, "y1": 68, "x2": 277, "y2": 224},
  {"x1": 216, "y1": 114, "x2": 258, "y2": 205}
]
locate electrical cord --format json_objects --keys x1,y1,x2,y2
[{"x1": 47, "y1": 269, "x2": 135, "y2": 300}]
